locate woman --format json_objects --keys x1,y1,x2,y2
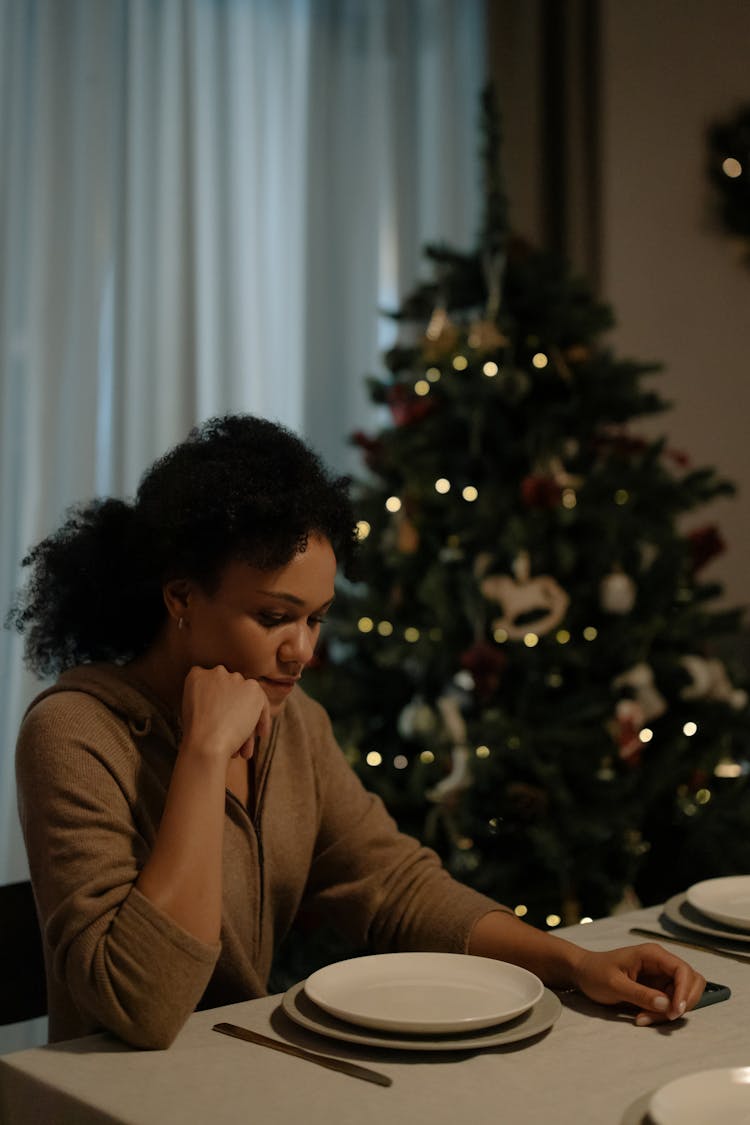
[{"x1": 10, "y1": 415, "x2": 704, "y2": 1049}]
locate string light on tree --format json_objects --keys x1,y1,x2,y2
[
  {"x1": 385, "y1": 496, "x2": 402, "y2": 513},
  {"x1": 562, "y1": 488, "x2": 577, "y2": 509}
]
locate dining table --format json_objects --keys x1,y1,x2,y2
[{"x1": 1, "y1": 901, "x2": 748, "y2": 1125}]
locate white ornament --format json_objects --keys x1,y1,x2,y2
[
  {"x1": 680, "y1": 655, "x2": 748, "y2": 710},
  {"x1": 423, "y1": 692, "x2": 472, "y2": 805},
  {"x1": 397, "y1": 697, "x2": 437, "y2": 740},
  {"x1": 426, "y1": 746, "x2": 471, "y2": 803},
  {"x1": 600, "y1": 570, "x2": 637, "y2": 614},
  {"x1": 612, "y1": 663, "x2": 667, "y2": 721},
  {"x1": 437, "y1": 693, "x2": 468, "y2": 747},
  {"x1": 480, "y1": 551, "x2": 569, "y2": 640}
]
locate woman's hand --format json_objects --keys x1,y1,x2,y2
[
  {"x1": 571, "y1": 942, "x2": 706, "y2": 1025},
  {"x1": 180, "y1": 665, "x2": 272, "y2": 765}
]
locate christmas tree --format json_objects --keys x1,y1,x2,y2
[{"x1": 304, "y1": 87, "x2": 750, "y2": 937}]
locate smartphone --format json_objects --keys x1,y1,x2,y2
[{"x1": 695, "y1": 981, "x2": 731, "y2": 1009}]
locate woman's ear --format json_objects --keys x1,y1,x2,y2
[{"x1": 162, "y1": 578, "x2": 193, "y2": 626}]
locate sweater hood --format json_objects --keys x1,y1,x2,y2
[{"x1": 24, "y1": 663, "x2": 180, "y2": 743}]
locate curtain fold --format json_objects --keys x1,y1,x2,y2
[{"x1": 0, "y1": 0, "x2": 486, "y2": 900}]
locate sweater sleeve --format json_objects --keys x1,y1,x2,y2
[
  {"x1": 295, "y1": 695, "x2": 503, "y2": 954},
  {"x1": 15, "y1": 694, "x2": 220, "y2": 1049}
]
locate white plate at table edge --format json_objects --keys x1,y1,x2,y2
[
  {"x1": 303, "y1": 952, "x2": 544, "y2": 1033},
  {"x1": 686, "y1": 876, "x2": 750, "y2": 931},
  {"x1": 662, "y1": 893, "x2": 750, "y2": 945},
  {"x1": 281, "y1": 981, "x2": 562, "y2": 1052},
  {"x1": 649, "y1": 1067, "x2": 750, "y2": 1125}
]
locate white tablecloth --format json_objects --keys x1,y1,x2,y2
[{"x1": 1, "y1": 904, "x2": 748, "y2": 1125}]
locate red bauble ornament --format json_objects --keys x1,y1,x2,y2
[
  {"x1": 687, "y1": 524, "x2": 726, "y2": 573},
  {"x1": 386, "y1": 384, "x2": 436, "y2": 427},
  {"x1": 520, "y1": 474, "x2": 562, "y2": 509},
  {"x1": 351, "y1": 430, "x2": 384, "y2": 470},
  {"x1": 459, "y1": 641, "x2": 507, "y2": 701}
]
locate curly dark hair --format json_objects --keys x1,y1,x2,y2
[{"x1": 7, "y1": 415, "x2": 357, "y2": 676}]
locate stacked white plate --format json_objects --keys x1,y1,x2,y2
[
  {"x1": 661, "y1": 875, "x2": 750, "y2": 952},
  {"x1": 649, "y1": 877, "x2": 750, "y2": 1122},
  {"x1": 650, "y1": 1068, "x2": 750, "y2": 1125},
  {"x1": 281, "y1": 952, "x2": 561, "y2": 1051}
]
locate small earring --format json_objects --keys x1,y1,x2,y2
[{"x1": 177, "y1": 617, "x2": 185, "y2": 631}]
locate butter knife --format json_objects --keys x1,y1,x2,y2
[
  {"x1": 212, "y1": 1022, "x2": 393, "y2": 1087},
  {"x1": 629, "y1": 927, "x2": 750, "y2": 962}
]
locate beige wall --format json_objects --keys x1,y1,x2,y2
[{"x1": 600, "y1": 1, "x2": 750, "y2": 610}]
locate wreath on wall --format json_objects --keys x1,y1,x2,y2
[{"x1": 706, "y1": 104, "x2": 750, "y2": 263}]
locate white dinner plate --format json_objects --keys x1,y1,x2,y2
[
  {"x1": 282, "y1": 980, "x2": 561, "y2": 1051},
  {"x1": 650, "y1": 1068, "x2": 750, "y2": 1125},
  {"x1": 686, "y1": 876, "x2": 750, "y2": 931},
  {"x1": 303, "y1": 953, "x2": 544, "y2": 1034},
  {"x1": 663, "y1": 893, "x2": 750, "y2": 945}
]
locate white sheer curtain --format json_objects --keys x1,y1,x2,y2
[{"x1": 0, "y1": 0, "x2": 485, "y2": 906}]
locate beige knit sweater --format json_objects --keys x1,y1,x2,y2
[{"x1": 16, "y1": 664, "x2": 499, "y2": 1048}]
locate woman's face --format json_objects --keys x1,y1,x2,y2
[{"x1": 180, "y1": 534, "x2": 337, "y2": 716}]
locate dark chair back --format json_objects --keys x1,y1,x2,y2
[{"x1": 0, "y1": 880, "x2": 47, "y2": 1025}]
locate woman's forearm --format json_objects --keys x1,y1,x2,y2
[
  {"x1": 468, "y1": 909, "x2": 584, "y2": 987},
  {"x1": 136, "y1": 744, "x2": 227, "y2": 945}
]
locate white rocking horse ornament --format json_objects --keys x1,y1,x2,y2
[{"x1": 479, "y1": 550, "x2": 570, "y2": 640}]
